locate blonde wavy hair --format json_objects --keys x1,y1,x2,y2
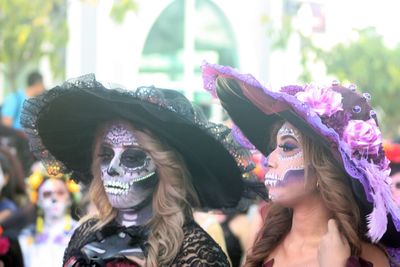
[
  {"x1": 244, "y1": 120, "x2": 363, "y2": 266},
  {"x1": 87, "y1": 120, "x2": 200, "y2": 266}
]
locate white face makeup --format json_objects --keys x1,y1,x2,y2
[
  {"x1": 38, "y1": 179, "x2": 71, "y2": 220},
  {"x1": 99, "y1": 123, "x2": 157, "y2": 209},
  {"x1": 264, "y1": 122, "x2": 312, "y2": 204},
  {"x1": 265, "y1": 123, "x2": 304, "y2": 187}
]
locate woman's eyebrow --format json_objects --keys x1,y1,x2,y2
[
  {"x1": 122, "y1": 144, "x2": 141, "y2": 149},
  {"x1": 279, "y1": 135, "x2": 298, "y2": 143},
  {"x1": 100, "y1": 142, "x2": 112, "y2": 147}
]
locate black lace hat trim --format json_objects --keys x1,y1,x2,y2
[{"x1": 21, "y1": 74, "x2": 266, "y2": 209}]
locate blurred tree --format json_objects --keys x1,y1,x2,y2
[
  {"x1": 0, "y1": 0, "x2": 138, "y2": 94},
  {"x1": 318, "y1": 28, "x2": 400, "y2": 137},
  {"x1": 110, "y1": 0, "x2": 139, "y2": 24},
  {"x1": 262, "y1": 0, "x2": 400, "y2": 135},
  {"x1": 0, "y1": 0, "x2": 68, "y2": 93},
  {"x1": 262, "y1": 12, "x2": 317, "y2": 82},
  {"x1": 263, "y1": 10, "x2": 400, "y2": 136}
]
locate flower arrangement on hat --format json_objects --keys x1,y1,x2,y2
[
  {"x1": 18, "y1": 164, "x2": 81, "y2": 266},
  {"x1": 202, "y1": 61, "x2": 400, "y2": 266},
  {"x1": 294, "y1": 84, "x2": 385, "y2": 165},
  {"x1": 27, "y1": 165, "x2": 81, "y2": 205}
]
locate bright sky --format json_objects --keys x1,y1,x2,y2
[{"x1": 325, "y1": 0, "x2": 400, "y2": 47}]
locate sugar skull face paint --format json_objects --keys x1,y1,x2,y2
[
  {"x1": 38, "y1": 179, "x2": 71, "y2": 220},
  {"x1": 265, "y1": 123, "x2": 305, "y2": 187},
  {"x1": 264, "y1": 123, "x2": 309, "y2": 202},
  {"x1": 99, "y1": 123, "x2": 158, "y2": 209}
]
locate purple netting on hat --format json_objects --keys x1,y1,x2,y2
[
  {"x1": 201, "y1": 61, "x2": 400, "y2": 242},
  {"x1": 232, "y1": 125, "x2": 255, "y2": 150},
  {"x1": 202, "y1": 60, "x2": 264, "y2": 97}
]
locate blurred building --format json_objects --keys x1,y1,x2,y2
[
  {"x1": 4, "y1": 0, "x2": 400, "y2": 118},
  {"x1": 66, "y1": 0, "x2": 291, "y2": 121},
  {"x1": 3, "y1": 0, "x2": 330, "y2": 120}
]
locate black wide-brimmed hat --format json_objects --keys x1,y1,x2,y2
[
  {"x1": 21, "y1": 74, "x2": 264, "y2": 210},
  {"x1": 202, "y1": 62, "x2": 400, "y2": 253}
]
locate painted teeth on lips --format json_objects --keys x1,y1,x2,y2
[
  {"x1": 104, "y1": 181, "x2": 130, "y2": 194},
  {"x1": 105, "y1": 186, "x2": 129, "y2": 195},
  {"x1": 264, "y1": 173, "x2": 280, "y2": 186},
  {"x1": 264, "y1": 173, "x2": 280, "y2": 180}
]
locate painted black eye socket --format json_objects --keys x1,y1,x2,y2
[
  {"x1": 120, "y1": 148, "x2": 148, "y2": 168},
  {"x1": 98, "y1": 146, "x2": 114, "y2": 164},
  {"x1": 396, "y1": 182, "x2": 400, "y2": 189}
]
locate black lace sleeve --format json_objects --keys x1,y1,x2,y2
[
  {"x1": 171, "y1": 221, "x2": 230, "y2": 267},
  {"x1": 63, "y1": 218, "x2": 98, "y2": 266}
]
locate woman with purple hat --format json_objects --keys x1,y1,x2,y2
[{"x1": 202, "y1": 62, "x2": 400, "y2": 266}]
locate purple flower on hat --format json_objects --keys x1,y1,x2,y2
[
  {"x1": 343, "y1": 119, "x2": 382, "y2": 156},
  {"x1": 321, "y1": 110, "x2": 352, "y2": 136},
  {"x1": 295, "y1": 84, "x2": 343, "y2": 117}
]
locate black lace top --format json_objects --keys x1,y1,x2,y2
[{"x1": 63, "y1": 219, "x2": 230, "y2": 266}]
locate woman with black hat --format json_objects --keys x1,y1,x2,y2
[
  {"x1": 21, "y1": 74, "x2": 263, "y2": 266},
  {"x1": 202, "y1": 62, "x2": 400, "y2": 266}
]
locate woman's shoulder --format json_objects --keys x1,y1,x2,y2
[
  {"x1": 63, "y1": 218, "x2": 99, "y2": 265},
  {"x1": 171, "y1": 220, "x2": 230, "y2": 266},
  {"x1": 360, "y1": 242, "x2": 390, "y2": 267},
  {"x1": 181, "y1": 220, "x2": 222, "y2": 244},
  {"x1": 0, "y1": 198, "x2": 18, "y2": 212}
]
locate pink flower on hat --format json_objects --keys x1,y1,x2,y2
[
  {"x1": 343, "y1": 119, "x2": 382, "y2": 156},
  {"x1": 296, "y1": 84, "x2": 343, "y2": 117}
]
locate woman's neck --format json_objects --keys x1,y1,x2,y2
[
  {"x1": 116, "y1": 202, "x2": 153, "y2": 227},
  {"x1": 287, "y1": 193, "x2": 331, "y2": 244},
  {"x1": 44, "y1": 214, "x2": 66, "y2": 226}
]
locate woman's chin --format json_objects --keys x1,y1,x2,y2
[{"x1": 107, "y1": 194, "x2": 137, "y2": 209}]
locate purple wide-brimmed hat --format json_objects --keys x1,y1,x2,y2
[{"x1": 201, "y1": 62, "x2": 400, "y2": 249}]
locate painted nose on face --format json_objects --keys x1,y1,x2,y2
[
  {"x1": 107, "y1": 166, "x2": 119, "y2": 176},
  {"x1": 107, "y1": 155, "x2": 121, "y2": 176},
  {"x1": 267, "y1": 149, "x2": 279, "y2": 169}
]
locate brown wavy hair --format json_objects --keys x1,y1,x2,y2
[
  {"x1": 245, "y1": 121, "x2": 362, "y2": 266},
  {"x1": 87, "y1": 120, "x2": 200, "y2": 266}
]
